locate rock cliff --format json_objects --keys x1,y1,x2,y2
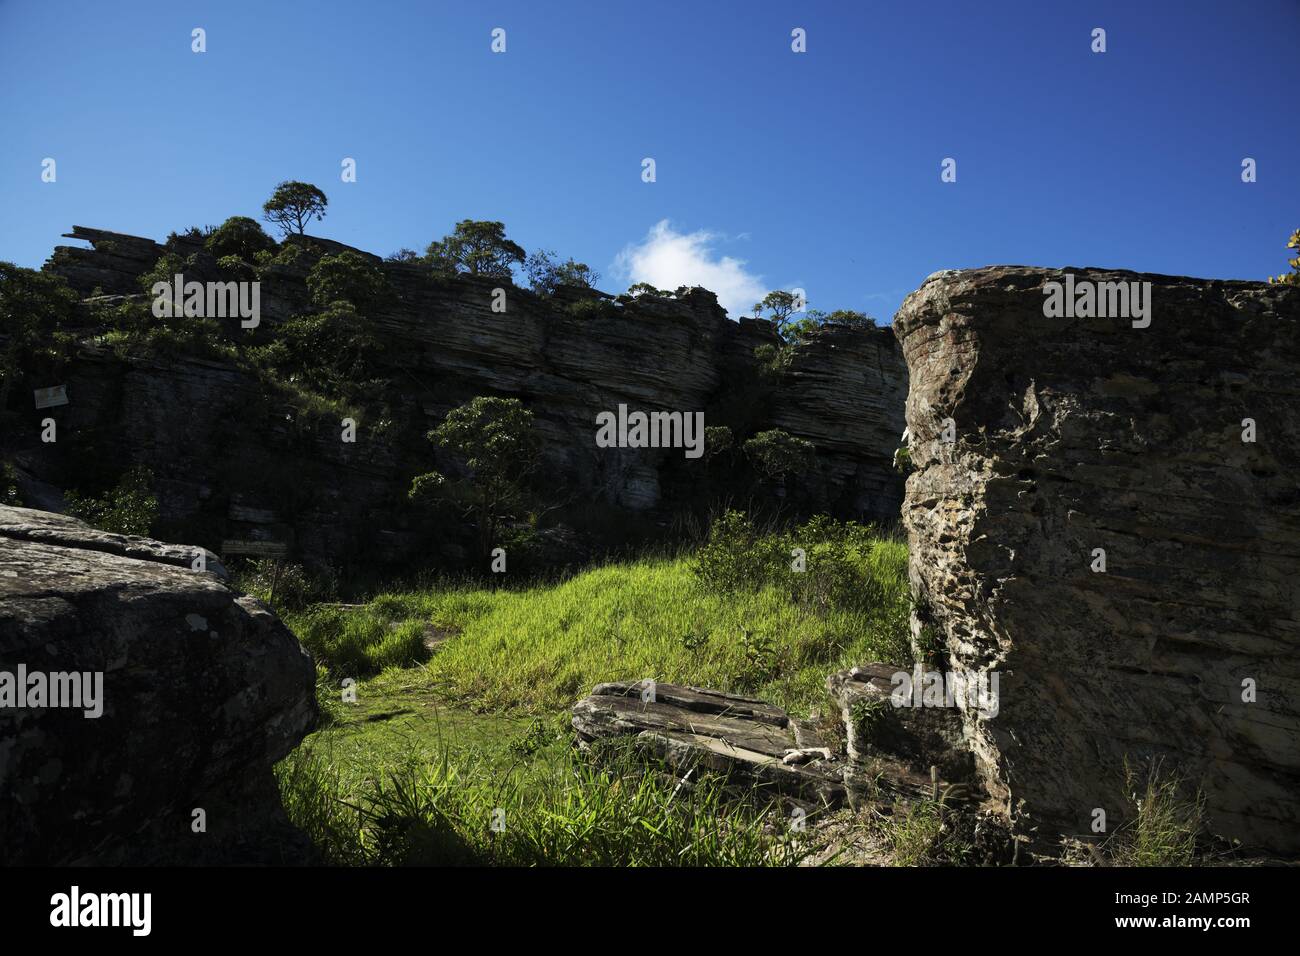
[
  {"x1": 16, "y1": 226, "x2": 908, "y2": 571},
  {"x1": 894, "y1": 266, "x2": 1300, "y2": 853}
]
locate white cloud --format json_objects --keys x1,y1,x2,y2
[{"x1": 612, "y1": 220, "x2": 767, "y2": 318}]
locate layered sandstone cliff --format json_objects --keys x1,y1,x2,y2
[
  {"x1": 894, "y1": 266, "x2": 1300, "y2": 852},
  {"x1": 16, "y1": 227, "x2": 907, "y2": 569}
]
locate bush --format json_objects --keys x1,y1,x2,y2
[
  {"x1": 0, "y1": 262, "x2": 80, "y2": 411},
  {"x1": 248, "y1": 302, "x2": 381, "y2": 400},
  {"x1": 65, "y1": 465, "x2": 159, "y2": 536},
  {"x1": 306, "y1": 252, "x2": 389, "y2": 310},
  {"x1": 205, "y1": 216, "x2": 276, "y2": 263},
  {"x1": 1, "y1": 460, "x2": 22, "y2": 506},
  {"x1": 744, "y1": 428, "x2": 815, "y2": 481},
  {"x1": 691, "y1": 510, "x2": 787, "y2": 595},
  {"x1": 690, "y1": 511, "x2": 912, "y2": 663},
  {"x1": 233, "y1": 559, "x2": 338, "y2": 612},
  {"x1": 524, "y1": 249, "x2": 599, "y2": 295}
]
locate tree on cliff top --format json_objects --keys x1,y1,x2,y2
[
  {"x1": 205, "y1": 216, "x2": 276, "y2": 262},
  {"x1": 426, "y1": 221, "x2": 526, "y2": 278},
  {"x1": 1269, "y1": 229, "x2": 1300, "y2": 286},
  {"x1": 524, "y1": 249, "x2": 599, "y2": 295},
  {"x1": 751, "y1": 290, "x2": 803, "y2": 339},
  {"x1": 262, "y1": 181, "x2": 328, "y2": 237}
]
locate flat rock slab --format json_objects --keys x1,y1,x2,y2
[{"x1": 573, "y1": 681, "x2": 845, "y2": 807}]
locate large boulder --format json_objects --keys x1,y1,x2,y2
[
  {"x1": 0, "y1": 505, "x2": 317, "y2": 864},
  {"x1": 893, "y1": 266, "x2": 1300, "y2": 853}
]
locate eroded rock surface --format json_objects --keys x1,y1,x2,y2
[
  {"x1": 893, "y1": 266, "x2": 1300, "y2": 853},
  {"x1": 0, "y1": 505, "x2": 317, "y2": 864}
]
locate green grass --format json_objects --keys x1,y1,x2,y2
[
  {"x1": 329, "y1": 540, "x2": 909, "y2": 717},
  {"x1": 279, "y1": 669, "x2": 817, "y2": 866},
  {"x1": 286, "y1": 605, "x2": 429, "y2": 679},
  {"x1": 1103, "y1": 760, "x2": 1205, "y2": 866},
  {"x1": 276, "y1": 519, "x2": 913, "y2": 866}
]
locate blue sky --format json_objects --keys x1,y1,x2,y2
[{"x1": 1, "y1": 0, "x2": 1296, "y2": 321}]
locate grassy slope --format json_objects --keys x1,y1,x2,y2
[
  {"x1": 276, "y1": 532, "x2": 919, "y2": 865},
  {"x1": 347, "y1": 540, "x2": 911, "y2": 717}
]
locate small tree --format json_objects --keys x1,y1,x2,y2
[
  {"x1": 626, "y1": 282, "x2": 670, "y2": 298},
  {"x1": 425, "y1": 221, "x2": 525, "y2": 278},
  {"x1": 524, "y1": 249, "x2": 599, "y2": 294},
  {"x1": 65, "y1": 466, "x2": 159, "y2": 536},
  {"x1": 752, "y1": 290, "x2": 802, "y2": 338},
  {"x1": 307, "y1": 252, "x2": 389, "y2": 309},
  {"x1": 788, "y1": 308, "x2": 875, "y2": 342},
  {"x1": 744, "y1": 428, "x2": 815, "y2": 483},
  {"x1": 262, "y1": 181, "x2": 328, "y2": 237},
  {"x1": 1269, "y1": 229, "x2": 1300, "y2": 286},
  {"x1": 410, "y1": 396, "x2": 540, "y2": 559},
  {"x1": 205, "y1": 216, "x2": 276, "y2": 262}
]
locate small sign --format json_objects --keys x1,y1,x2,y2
[
  {"x1": 221, "y1": 539, "x2": 289, "y2": 558},
  {"x1": 34, "y1": 385, "x2": 68, "y2": 409}
]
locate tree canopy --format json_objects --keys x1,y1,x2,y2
[
  {"x1": 205, "y1": 216, "x2": 276, "y2": 262},
  {"x1": 524, "y1": 249, "x2": 599, "y2": 294},
  {"x1": 426, "y1": 221, "x2": 526, "y2": 278},
  {"x1": 262, "y1": 181, "x2": 328, "y2": 237}
]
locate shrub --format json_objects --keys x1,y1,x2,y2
[
  {"x1": 1, "y1": 460, "x2": 22, "y2": 506},
  {"x1": 0, "y1": 262, "x2": 80, "y2": 411},
  {"x1": 564, "y1": 297, "x2": 618, "y2": 320},
  {"x1": 65, "y1": 465, "x2": 159, "y2": 536},
  {"x1": 691, "y1": 509, "x2": 787, "y2": 595},
  {"x1": 248, "y1": 302, "x2": 381, "y2": 400},
  {"x1": 205, "y1": 216, "x2": 276, "y2": 263},
  {"x1": 690, "y1": 510, "x2": 912, "y2": 663},
  {"x1": 234, "y1": 559, "x2": 338, "y2": 612},
  {"x1": 524, "y1": 249, "x2": 599, "y2": 294},
  {"x1": 306, "y1": 252, "x2": 389, "y2": 310},
  {"x1": 743, "y1": 428, "x2": 815, "y2": 481}
]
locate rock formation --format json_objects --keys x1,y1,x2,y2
[
  {"x1": 11, "y1": 226, "x2": 908, "y2": 572},
  {"x1": 894, "y1": 266, "x2": 1300, "y2": 853},
  {"x1": 572, "y1": 673, "x2": 984, "y2": 818},
  {"x1": 0, "y1": 505, "x2": 317, "y2": 864}
]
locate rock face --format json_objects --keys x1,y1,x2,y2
[
  {"x1": 0, "y1": 505, "x2": 317, "y2": 864},
  {"x1": 894, "y1": 266, "x2": 1300, "y2": 853},
  {"x1": 14, "y1": 226, "x2": 907, "y2": 571}
]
